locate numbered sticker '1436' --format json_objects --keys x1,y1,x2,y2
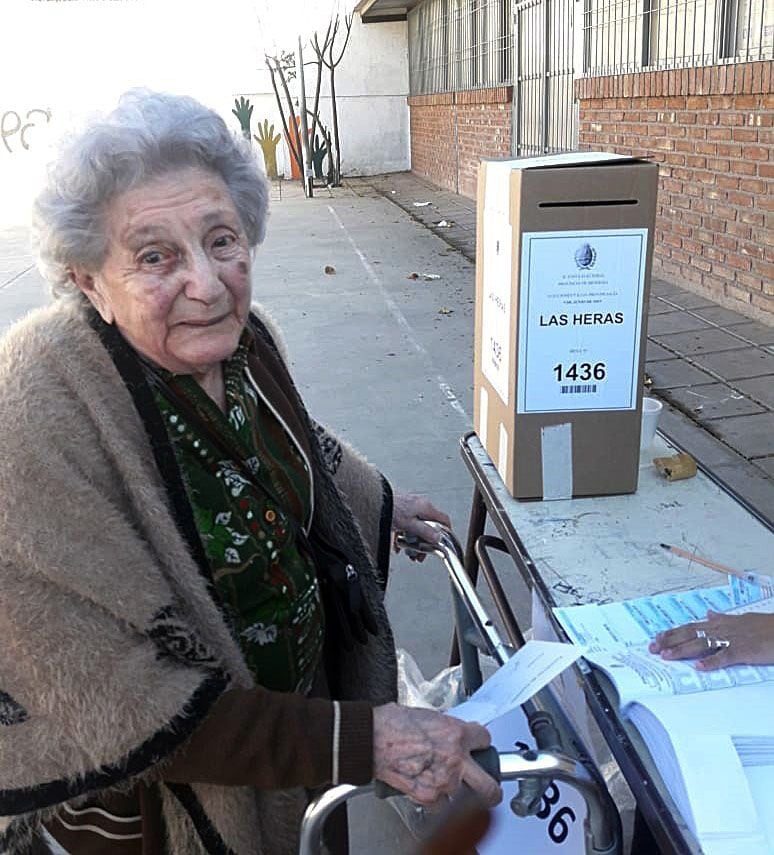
[
  {"x1": 553, "y1": 362, "x2": 607, "y2": 383},
  {"x1": 514, "y1": 742, "x2": 578, "y2": 845}
]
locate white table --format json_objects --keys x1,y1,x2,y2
[{"x1": 456, "y1": 430, "x2": 774, "y2": 855}]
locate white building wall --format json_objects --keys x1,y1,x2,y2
[
  {"x1": 233, "y1": 14, "x2": 410, "y2": 179},
  {"x1": 324, "y1": 14, "x2": 410, "y2": 175},
  {"x1": 0, "y1": 1, "x2": 408, "y2": 226}
]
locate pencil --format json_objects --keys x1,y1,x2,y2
[{"x1": 659, "y1": 543, "x2": 746, "y2": 579}]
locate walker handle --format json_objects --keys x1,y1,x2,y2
[{"x1": 373, "y1": 746, "x2": 500, "y2": 799}]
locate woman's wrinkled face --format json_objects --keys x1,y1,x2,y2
[{"x1": 73, "y1": 166, "x2": 252, "y2": 376}]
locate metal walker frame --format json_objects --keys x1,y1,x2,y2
[{"x1": 298, "y1": 522, "x2": 622, "y2": 855}]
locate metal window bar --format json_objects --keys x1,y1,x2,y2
[
  {"x1": 408, "y1": 0, "x2": 514, "y2": 95},
  {"x1": 511, "y1": 0, "x2": 576, "y2": 155},
  {"x1": 581, "y1": 0, "x2": 772, "y2": 76}
]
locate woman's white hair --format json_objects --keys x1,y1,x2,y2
[{"x1": 33, "y1": 89, "x2": 269, "y2": 297}]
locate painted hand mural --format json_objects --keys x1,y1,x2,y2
[
  {"x1": 254, "y1": 119, "x2": 281, "y2": 180},
  {"x1": 231, "y1": 97, "x2": 253, "y2": 141},
  {"x1": 311, "y1": 132, "x2": 328, "y2": 179}
]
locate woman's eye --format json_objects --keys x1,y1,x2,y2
[
  {"x1": 212, "y1": 234, "x2": 235, "y2": 249},
  {"x1": 140, "y1": 250, "x2": 165, "y2": 265}
]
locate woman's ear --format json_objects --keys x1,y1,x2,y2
[{"x1": 69, "y1": 266, "x2": 114, "y2": 324}]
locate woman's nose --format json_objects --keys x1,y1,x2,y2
[{"x1": 183, "y1": 251, "x2": 224, "y2": 303}]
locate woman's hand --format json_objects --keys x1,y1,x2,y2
[
  {"x1": 392, "y1": 491, "x2": 451, "y2": 545},
  {"x1": 372, "y1": 703, "x2": 502, "y2": 808},
  {"x1": 649, "y1": 611, "x2": 774, "y2": 671}
]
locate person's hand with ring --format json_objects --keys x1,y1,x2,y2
[{"x1": 649, "y1": 610, "x2": 774, "y2": 671}]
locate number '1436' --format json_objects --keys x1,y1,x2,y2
[{"x1": 553, "y1": 362, "x2": 606, "y2": 382}]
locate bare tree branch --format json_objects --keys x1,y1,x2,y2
[
  {"x1": 265, "y1": 54, "x2": 302, "y2": 174},
  {"x1": 308, "y1": 19, "x2": 333, "y2": 143},
  {"x1": 331, "y1": 13, "x2": 353, "y2": 68}
]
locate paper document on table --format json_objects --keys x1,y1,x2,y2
[
  {"x1": 727, "y1": 597, "x2": 774, "y2": 616},
  {"x1": 629, "y1": 685, "x2": 774, "y2": 855},
  {"x1": 585, "y1": 646, "x2": 774, "y2": 707},
  {"x1": 449, "y1": 640, "x2": 582, "y2": 725},
  {"x1": 728, "y1": 576, "x2": 774, "y2": 615},
  {"x1": 554, "y1": 585, "x2": 735, "y2": 649},
  {"x1": 554, "y1": 586, "x2": 774, "y2": 707}
]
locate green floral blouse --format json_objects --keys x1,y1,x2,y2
[{"x1": 150, "y1": 335, "x2": 324, "y2": 694}]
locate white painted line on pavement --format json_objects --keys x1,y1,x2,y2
[
  {"x1": 0, "y1": 265, "x2": 34, "y2": 291},
  {"x1": 327, "y1": 205, "x2": 470, "y2": 423}
]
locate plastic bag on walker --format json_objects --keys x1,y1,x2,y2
[{"x1": 393, "y1": 649, "x2": 588, "y2": 854}]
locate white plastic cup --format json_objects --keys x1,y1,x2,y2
[{"x1": 640, "y1": 397, "x2": 664, "y2": 451}]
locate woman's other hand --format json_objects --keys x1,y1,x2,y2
[
  {"x1": 392, "y1": 491, "x2": 451, "y2": 545},
  {"x1": 649, "y1": 611, "x2": 774, "y2": 671},
  {"x1": 372, "y1": 703, "x2": 502, "y2": 808}
]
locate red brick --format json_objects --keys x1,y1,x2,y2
[
  {"x1": 737, "y1": 271, "x2": 765, "y2": 291},
  {"x1": 726, "y1": 222, "x2": 753, "y2": 240},
  {"x1": 751, "y1": 292, "x2": 774, "y2": 313},
  {"x1": 744, "y1": 146, "x2": 770, "y2": 161},
  {"x1": 703, "y1": 245, "x2": 726, "y2": 262},
  {"x1": 682, "y1": 266, "x2": 705, "y2": 284},
  {"x1": 760, "y1": 260, "x2": 774, "y2": 280},
  {"x1": 716, "y1": 144, "x2": 744, "y2": 158},
  {"x1": 719, "y1": 112, "x2": 745, "y2": 126},
  {"x1": 734, "y1": 95, "x2": 760, "y2": 110},
  {"x1": 725, "y1": 252, "x2": 753, "y2": 271},
  {"x1": 739, "y1": 209, "x2": 765, "y2": 226},
  {"x1": 717, "y1": 174, "x2": 741, "y2": 190},
  {"x1": 694, "y1": 141, "x2": 718, "y2": 155},
  {"x1": 715, "y1": 234, "x2": 739, "y2": 251},
  {"x1": 729, "y1": 160, "x2": 758, "y2": 175},
  {"x1": 740, "y1": 242, "x2": 765, "y2": 260},
  {"x1": 727, "y1": 191, "x2": 754, "y2": 206},
  {"x1": 726, "y1": 283, "x2": 753, "y2": 304},
  {"x1": 662, "y1": 232, "x2": 683, "y2": 248},
  {"x1": 731, "y1": 127, "x2": 760, "y2": 142}
]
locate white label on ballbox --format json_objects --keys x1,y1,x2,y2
[
  {"x1": 480, "y1": 196, "x2": 513, "y2": 406},
  {"x1": 517, "y1": 228, "x2": 647, "y2": 413}
]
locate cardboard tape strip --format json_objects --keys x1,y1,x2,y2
[{"x1": 541, "y1": 423, "x2": 573, "y2": 500}]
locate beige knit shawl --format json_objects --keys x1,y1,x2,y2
[{"x1": 0, "y1": 298, "x2": 397, "y2": 854}]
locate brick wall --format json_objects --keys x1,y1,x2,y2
[
  {"x1": 408, "y1": 87, "x2": 512, "y2": 198},
  {"x1": 576, "y1": 61, "x2": 773, "y2": 322}
]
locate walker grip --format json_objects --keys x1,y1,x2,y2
[{"x1": 373, "y1": 746, "x2": 501, "y2": 799}]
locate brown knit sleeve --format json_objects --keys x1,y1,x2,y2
[{"x1": 158, "y1": 688, "x2": 374, "y2": 789}]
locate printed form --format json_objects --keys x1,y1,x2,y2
[{"x1": 554, "y1": 586, "x2": 774, "y2": 705}]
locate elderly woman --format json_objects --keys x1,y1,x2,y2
[{"x1": 0, "y1": 91, "x2": 500, "y2": 855}]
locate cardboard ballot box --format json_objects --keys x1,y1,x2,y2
[{"x1": 474, "y1": 152, "x2": 659, "y2": 499}]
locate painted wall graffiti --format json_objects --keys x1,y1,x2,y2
[
  {"x1": 254, "y1": 120, "x2": 281, "y2": 180},
  {"x1": 1, "y1": 108, "x2": 51, "y2": 153}
]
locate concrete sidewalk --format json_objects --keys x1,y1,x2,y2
[{"x1": 351, "y1": 172, "x2": 774, "y2": 524}]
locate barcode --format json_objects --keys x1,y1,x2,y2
[{"x1": 561, "y1": 384, "x2": 597, "y2": 394}]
